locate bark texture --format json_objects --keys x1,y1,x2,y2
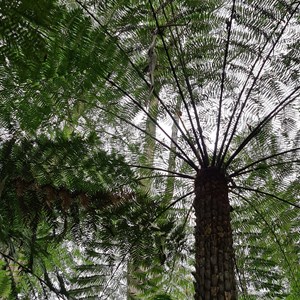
[{"x1": 193, "y1": 167, "x2": 237, "y2": 300}]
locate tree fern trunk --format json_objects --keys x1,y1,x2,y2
[{"x1": 193, "y1": 167, "x2": 237, "y2": 300}]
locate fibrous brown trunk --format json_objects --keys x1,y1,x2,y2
[{"x1": 193, "y1": 167, "x2": 237, "y2": 300}]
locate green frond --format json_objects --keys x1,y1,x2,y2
[{"x1": 0, "y1": 0, "x2": 299, "y2": 298}]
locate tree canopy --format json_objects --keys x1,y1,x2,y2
[{"x1": 0, "y1": 0, "x2": 299, "y2": 299}]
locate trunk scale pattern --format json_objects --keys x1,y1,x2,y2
[{"x1": 193, "y1": 167, "x2": 237, "y2": 300}]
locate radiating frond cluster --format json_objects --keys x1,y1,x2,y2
[{"x1": 0, "y1": 0, "x2": 299, "y2": 298}]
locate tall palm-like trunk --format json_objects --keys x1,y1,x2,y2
[{"x1": 193, "y1": 167, "x2": 236, "y2": 300}]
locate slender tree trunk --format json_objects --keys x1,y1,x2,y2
[
  {"x1": 141, "y1": 96, "x2": 159, "y2": 186},
  {"x1": 127, "y1": 96, "x2": 159, "y2": 299},
  {"x1": 193, "y1": 167, "x2": 237, "y2": 300},
  {"x1": 164, "y1": 96, "x2": 181, "y2": 202}
]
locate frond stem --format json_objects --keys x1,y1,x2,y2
[
  {"x1": 220, "y1": 4, "x2": 300, "y2": 166},
  {"x1": 212, "y1": 0, "x2": 236, "y2": 166},
  {"x1": 137, "y1": 174, "x2": 190, "y2": 181},
  {"x1": 129, "y1": 164, "x2": 195, "y2": 179},
  {"x1": 169, "y1": 2, "x2": 209, "y2": 166},
  {"x1": 101, "y1": 105, "x2": 196, "y2": 169},
  {"x1": 229, "y1": 147, "x2": 300, "y2": 177},
  {"x1": 91, "y1": 90, "x2": 199, "y2": 170},
  {"x1": 230, "y1": 190, "x2": 298, "y2": 285},
  {"x1": 75, "y1": 0, "x2": 200, "y2": 167},
  {"x1": 153, "y1": 190, "x2": 194, "y2": 222},
  {"x1": 148, "y1": 0, "x2": 204, "y2": 166},
  {"x1": 232, "y1": 185, "x2": 300, "y2": 209},
  {"x1": 225, "y1": 87, "x2": 300, "y2": 168},
  {"x1": 232, "y1": 160, "x2": 299, "y2": 177}
]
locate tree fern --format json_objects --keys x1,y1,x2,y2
[{"x1": 0, "y1": 0, "x2": 299, "y2": 299}]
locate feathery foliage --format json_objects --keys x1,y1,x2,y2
[{"x1": 0, "y1": 0, "x2": 299, "y2": 298}]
